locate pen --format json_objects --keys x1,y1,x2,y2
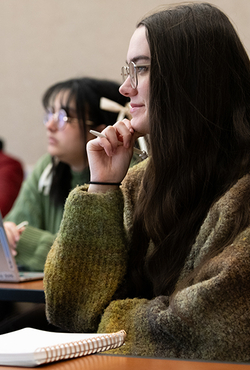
[
  {"x1": 17, "y1": 221, "x2": 29, "y2": 230},
  {"x1": 90, "y1": 130, "x2": 148, "y2": 159}
]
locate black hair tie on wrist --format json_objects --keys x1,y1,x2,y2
[{"x1": 89, "y1": 181, "x2": 121, "y2": 186}]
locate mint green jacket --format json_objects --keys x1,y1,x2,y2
[
  {"x1": 5, "y1": 154, "x2": 90, "y2": 271},
  {"x1": 44, "y1": 159, "x2": 250, "y2": 362}
]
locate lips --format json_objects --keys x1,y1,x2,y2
[
  {"x1": 130, "y1": 103, "x2": 144, "y2": 114},
  {"x1": 48, "y1": 136, "x2": 57, "y2": 145}
]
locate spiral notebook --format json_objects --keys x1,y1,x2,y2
[{"x1": 0, "y1": 327, "x2": 126, "y2": 367}]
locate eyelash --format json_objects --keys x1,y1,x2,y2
[
  {"x1": 136, "y1": 66, "x2": 149, "y2": 74},
  {"x1": 61, "y1": 106, "x2": 70, "y2": 116}
]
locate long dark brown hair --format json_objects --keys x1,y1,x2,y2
[{"x1": 121, "y1": 3, "x2": 250, "y2": 299}]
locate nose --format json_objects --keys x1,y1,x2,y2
[
  {"x1": 119, "y1": 77, "x2": 137, "y2": 97},
  {"x1": 45, "y1": 116, "x2": 58, "y2": 132}
]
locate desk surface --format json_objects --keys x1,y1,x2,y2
[
  {"x1": 0, "y1": 284, "x2": 249, "y2": 370},
  {"x1": 0, "y1": 354, "x2": 249, "y2": 370},
  {"x1": 0, "y1": 280, "x2": 44, "y2": 303}
]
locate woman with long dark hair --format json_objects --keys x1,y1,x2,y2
[{"x1": 45, "y1": 3, "x2": 250, "y2": 361}]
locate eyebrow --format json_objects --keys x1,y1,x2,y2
[{"x1": 126, "y1": 55, "x2": 150, "y2": 64}]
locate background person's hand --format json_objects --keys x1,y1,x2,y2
[{"x1": 3, "y1": 221, "x2": 26, "y2": 256}]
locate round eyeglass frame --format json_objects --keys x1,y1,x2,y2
[
  {"x1": 121, "y1": 61, "x2": 150, "y2": 89},
  {"x1": 43, "y1": 109, "x2": 79, "y2": 131},
  {"x1": 43, "y1": 109, "x2": 95, "y2": 130}
]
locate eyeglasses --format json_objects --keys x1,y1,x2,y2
[
  {"x1": 121, "y1": 61, "x2": 150, "y2": 89},
  {"x1": 43, "y1": 109, "x2": 95, "y2": 130},
  {"x1": 43, "y1": 109, "x2": 78, "y2": 131}
]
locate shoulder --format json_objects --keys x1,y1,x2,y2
[
  {"x1": 120, "y1": 158, "x2": 148, "y2": 222},
  {"x1": 22, "y1": 154, "x2": 52, "y2": 193},
  {"x1": 213, "y1": 173, "x2": 250, "y2": 215},
  {"x1": 185, "y1": 173, "x2": 250, "y2": 272},
  {"x1": 27, "y1": 154, "x2": 52, "y2": 179},
  {"x1": 33, "y1": 153, "x2": 52, "y2": 171},
  {"x1": 122, "y1": 158, "x2": 148, "y2": 189},
  {"x1": 0, "y1": 151, "x2": 23, "y2": 169},
  {"x1": 32, "y1": 154, "x2": 54, "y2": 195}
]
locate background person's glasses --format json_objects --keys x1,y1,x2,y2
[
  {"x1": 43, "y1": 109, "x2": 78, "y2": 130},
  {"x1": 121, "y1": 61, "x2": 150, "y2": 89}
]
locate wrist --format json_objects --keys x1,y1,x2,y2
[
  {"x1": 88, "y1": 181, "x2": 121, "y2": 186},
  {"x1": 88, "y1": 182, "x2": 120, "y2": 193}
]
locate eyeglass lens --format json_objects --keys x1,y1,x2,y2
[
  {"x1": 122, "y1": 62, "x2": 137, "y2": 89},
  {"x1": 129, "y1": 62, "x2": 137, "y2": 88},
  {"x1": 43, "y1": 109, "x2": 67, "y2": 130}
]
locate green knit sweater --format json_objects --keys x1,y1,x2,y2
[
  {"x1": 5, "y1": 153, "x2": 90, "y2": 271},
  {"x1": 44, "y1": 159, "x2": 250, "y2": 361}
]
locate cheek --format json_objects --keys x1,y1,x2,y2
[
  {"x1": 64, "y1": 128, "x2": 82, "y2": 145},
  {"x1": 73, "y1": 134, "x2": 85, "y2": 150},
  {"x1": 140, "y1": 79, "x2": 150, "y2": 106},
  {"x1": 145, "y1": 82, "x2": 150, "y2": 106}
]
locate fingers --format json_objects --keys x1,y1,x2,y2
[
  {"x1": 102, "y1": 120, "x2": 135, "y2": 153},
  {"x1": 113, "y1": 119, "x2": 135, "y2": 149},
  {"x1": 87, "y1": 134, "x2": 114, "y2": 157},
  {"x1": 3, "y1": 222, "x2": 23, "y2": 255},
  {"x1": 86, "y1": 119, "x2": 136, "y2": 192},
  {"x1": 11, "y1": 247, "x2": 17, "y2": 257}
]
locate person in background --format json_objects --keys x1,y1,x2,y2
[
  {"x1": 45, "y1": 3, "x2": 250, "y2": 362},
  {"x1": 4, "y1": 77, "x2": 131, "y2": 272},
  {"x1": 0, "y1": 139, "x2": 24, "y2": 217}
]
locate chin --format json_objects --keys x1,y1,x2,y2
[
  {"x1": 48, "y1": 149, "x2": 59, "y2": 158},
  {"x1": 131, "y1": 118, "x2": 149, "y2": 136}
]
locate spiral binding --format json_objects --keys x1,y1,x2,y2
[{"x1": 34, "y1": 330, "x2": 126, "y2": 364}]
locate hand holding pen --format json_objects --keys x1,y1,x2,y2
[
  {"x1": 87, "y1": 120, "x2": 143, "y2": 192},
  {"x1": 89, "y1": 130, "x2": 147, "y2": 159}
]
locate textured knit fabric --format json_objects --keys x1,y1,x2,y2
[
  {"x1": 5, "y1": 153, "x2": 90, "y2": 271},
  {"x1": 0, "y1": 150, "x2": 24, "y2": 217},
  {"x1": 44, "y1": 159, "x2": 250, "y2": 362}
]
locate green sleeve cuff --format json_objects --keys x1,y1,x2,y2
[{"x1": 16, "y1": 225, "x2": 56, "y2": 271}]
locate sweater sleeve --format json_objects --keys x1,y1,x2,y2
[
  {"x1": 44, "y1": 185, "x2": 128, "y2": 333},
  {"x1": 97, "y1": 226, "x2": 250, "y2": 361},
  {"x1": 4, "y1": 154, "x2": 57, "y2": 271},
  {"x1": 15, "y1": 226, "x2": 56, "y2": 271}
]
